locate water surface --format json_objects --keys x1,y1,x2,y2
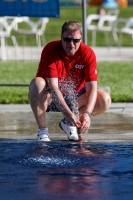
[{"x1": 0, "y1": 141, "x2": 133, "y2": 200}]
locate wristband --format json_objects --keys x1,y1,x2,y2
[{"x1": 84, "y1": 111, "x2": 92, "y2": 118}]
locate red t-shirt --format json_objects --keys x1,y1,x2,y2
[{"x1": 36, "y1": 40, "x2": 98, "y2": 93}]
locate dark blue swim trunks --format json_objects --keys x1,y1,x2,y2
[{"x1": 46, "y1": 86, "x2": 86, "y2": 112}]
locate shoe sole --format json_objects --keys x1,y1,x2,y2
[
  {"x1": 37, "y1": 135, "x2": 50, "y2": 141},
  {"x1": 37, "y1": 138, "x2": 50, "y2": 141}
]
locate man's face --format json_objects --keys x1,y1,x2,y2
[{"x1": 61, "y1": 30, "x2": 82, "y2": 56}]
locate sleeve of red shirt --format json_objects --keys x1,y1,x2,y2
[
  {"x1": 85, "y1": 48, "x2": 98, "y2": 82},
  {"x1": 36, "y1": 41, "x2": 59, "y2": 78},
  {"x1": 84, "y1": 47, "x2": 98, "y2": 82}
]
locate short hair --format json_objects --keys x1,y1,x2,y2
[{"x1": 61, "y1": 20, "x2": 83, "y2": 37}]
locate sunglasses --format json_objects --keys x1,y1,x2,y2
[{"x1": 63, "y1": 38, "x2": 81, "y2": 43}]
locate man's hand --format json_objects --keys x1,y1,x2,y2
[
  {"x1": 64, "y1": 112, "x2": 79, "y2": 126},
  {"x1": 79, "y1": 113, "x2": 91, "y2": 132}
]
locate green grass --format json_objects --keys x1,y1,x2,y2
[
  {"x1": 97, "y1": 62, "x2": 133, "y2": 102},
  {"x1": 0, "y1": 61, "x2": 133, "y2": 103},
  {"x1": 0, "y1": 61, "x2": 37, "y2": 104}
]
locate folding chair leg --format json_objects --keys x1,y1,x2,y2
[
  {"x1": 0, "y1": 37, "x2": 7, "y2": 61},
  {"x1": 11, "y1": 35, "x2": 21, "y2": 60},
  {"x1": 119, "y1": 34, "x2": 123, "y2": 47},
  {"x1": 112, "y1": 31, "x2": 119, "y2": 43},
  {"x1": 36, "y1": 34, "x2": 41, "y2": 47},
  {"x1": 117, "y1": 33, "x2": 123, "y2": 55},
  {"x1": 42, "y1": 35, "x2": 46, "y2": 46},
  {"x1": 91, "y1": 31, "x2": 96, "y2": 46},
  {"x1": 104, "y1": 32, "x2": 110, "y2": 47}
]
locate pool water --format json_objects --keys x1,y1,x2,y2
[{"x1": 0, "y1": 141, "x2": 133, "y2": 200}]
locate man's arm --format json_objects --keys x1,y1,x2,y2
[
  {"x1": 80, "y1": 81, "x2": 97, "y2": 132},
  {"x1": 46, "y1": 77, "x2": 79, "y2": 125},
  {"x1": 85, "y1": 81, "x2": 97, "y2": 112}
]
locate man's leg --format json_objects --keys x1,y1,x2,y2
[
  {"x1": 93, "y1": 89, "x2": 111, "y2": 115},
  {"x1": 28, "y1": 77, "x2": 52, "y2": 141},
  {"x1": 77, "y1": 89, "x2": 111, "y2": 115}
]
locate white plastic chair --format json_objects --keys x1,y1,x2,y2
[
  {"x1": 13, "y1": 17, "x2": 49, "y2": 47},
  {"x1": 86, "y1": 9, "x2": 119, "y2": 46},
  {"x1": 113, "y1": 17, "x2": 133, "y2": 46},
  {"x1": 0, "y1": 17, "x2": 19, "y2": 60}
]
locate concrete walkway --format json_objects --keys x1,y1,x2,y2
[
  {"x1": 0, "y1": 102, "x2": 133, "y2": 115},
  {"x1": 92, "y1": 47, "x2": 133, "y2": 62},
  {"x1": 0, "y1": 103, "x2": 133, "y2": 142}
]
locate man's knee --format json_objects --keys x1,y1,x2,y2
[
  {"x1": 99, "y1": 90, "x2": 111, "y2": 111},
  {"x1": 103, "y1": 92, "x2": 111, "y2": 110},
  {"x1": 29, "y1": 77, "x2": 46, "y2": 94}
]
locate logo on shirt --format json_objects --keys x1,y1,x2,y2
[{"x1": 75, "y1": 64, "x2": 84, "y2": 69}]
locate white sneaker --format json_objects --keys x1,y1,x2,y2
[
  {"x1": 59, "y1": 119, "x2": 79, "y2": 141},
  {"x1": 37, "y1": 128, "x2": 50, "y2": 141}
]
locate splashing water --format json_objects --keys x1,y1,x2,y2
[{"x1": 52, "y1": 76, "x2": 80, "y2": 117}]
